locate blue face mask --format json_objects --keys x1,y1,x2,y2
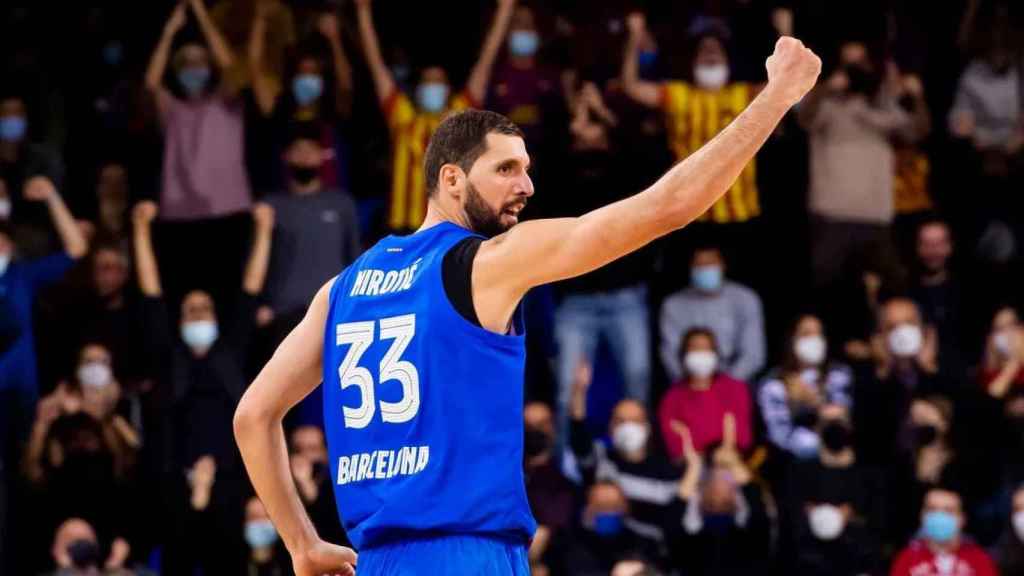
[
  {"x1": 508, "y1": 30, "x2": 540, "y2": 57},
  {"x1": 0, "y1": 116, "x2": 27, "y2": 142},
  {"x1": 416, "y1": 82, "x2": 449, "y2": 113},
  {"x1": 292, "y1": 74, "x2": 323, "y2": 106},
  {"x1": 592, "y1": 512, "x2": 625, "y2": 536},
  {"x1": 181, "y1": 320, "x2": 219, "y2": 350},
  {"x1": 922, "y1": 511, "x2": 959, "y2": 543},
  {"x1": 691, "y1": 265, "x2": 723, "y2": 292},
  {"x1": 245, "y1": 520, "x2": 279, "y2": 549},
  {"x1": 177, "y1": 67, "x2": 211, "y2": 97},
  {"x1": 638, "y1": 50, "x2": 658, "y2": 71}
]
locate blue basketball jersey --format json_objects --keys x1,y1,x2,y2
[{"x1": 322, "y1": 221, "x2": 537, "y2": 550}]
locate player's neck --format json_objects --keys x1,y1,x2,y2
[{"x1": 419, "y1": 202, "x2": 471, "y2": 234}]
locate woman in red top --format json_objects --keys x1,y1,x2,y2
[
  {"x1": 658, "y1": 327, "x2": 753, "y2": 461},
  {"x1": 978, "y1": 305, "x2": 1024, "y2": 399}
]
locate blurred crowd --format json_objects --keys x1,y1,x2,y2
[{"x1": 1, "y1": 0, "x2": 1024, "y2": 574}]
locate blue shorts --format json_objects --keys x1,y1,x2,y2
[{"x1": 356, "y1": 534, "x2": 530, "y2": 576}]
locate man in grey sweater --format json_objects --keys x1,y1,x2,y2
[{"x1": 659, "y1": 244, "x2": 765, "y2": 382}]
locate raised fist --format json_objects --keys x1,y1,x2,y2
[
  {"x1": 132, "y1": 201, "x2": 159, "y2": 227},
  {"x1": 316, "y1": 12, "x2": 340, "y2": 41},
  {"x1": 23, "y1": 176, "x2": 56, "y2": 202},
  {"x1": 765, "y1": 36, "x2": 822, "y2": 106},
  {"x1": 626, "y1": 12, "x2": 646, "y2": 37}
]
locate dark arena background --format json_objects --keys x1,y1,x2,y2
[{"x1": 2, "y1": 0, "x2": 1024, "y2": 574}]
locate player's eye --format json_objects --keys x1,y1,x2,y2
[{"x1": 498, "y1": 163, "x2": 513, "y2": 175}]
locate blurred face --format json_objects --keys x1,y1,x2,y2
[
  {"x1": 177, "y1": 44, "x2": 210, "y2": 71},
  {"x1": 694, "y1": 36, "x2": 728, "y2": 68},
  {"x1": 246, "y1": 497, "x2": 270, "y2": 522},
  {"x1": 79, "y1": 343, "x2": 112, "y2": 368},
  {"x1": 692, "y1": 248, "x2": 724, "y2": 269},
  {"x1": 611, "y1": 560, "x2": 647, "y2": 576},
  {"x1": 917, "y1": 222, "x2": 952, "y2": 274},
  {"x1": 610, "y1": 399, "x2": 647, "y2": 430},
  {"x1": 0, "y1": 97, "x2": 27, "y2": 143},
  {"x1": 702, "y1": 467, "x2": 738, "y2": 513},
  {"x1": 455, "y1": 133, "x2": 533, "y2": 237},
  {"x1": 181, "y1": 290, "x2": 216, "y2": 324},
  {"x1": 587, "y1": 483, "x2": 628, "y2": 516},
  {"x1": 840, "y1": 41, "x2": 868, "y2": 66},
  {"x1": 92, "y1": 248, "x2": 128, "y2": 298},
  {"x1": 510, "y1": 6, "x2": 537, "y2": 33},
  {"x1": 686, "y1": 332, "x2": 715, "y2": 354},
  {"x1": 52, "y1": 518, "x2": 98, "y2": 568},
  {"x1": 993, "y1": 307, "x2": 1020, "y2": 332},
  {"x1": 285, "y1": 139, "x2": 324, "y2": 171},
  {"x1": 795, "y1": 315, "x2": 824, "y2": 339},
  {"x1": 922, "y1": 489, "x2": 964, "y2": 527},
  {"x1": 290, "y1": 426, "x2": 327, "y2": 465},
  {"x1": 881, "y1": 299, "x2": 922, "y2": 333},
  {"x1": 524, "y1": 402, "x2": 555, "y2": 438}
]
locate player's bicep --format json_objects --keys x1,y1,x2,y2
[
  {"x1": 479, "y1": 193, "x2": 677, "y2": 292},
  {"x1": 240, "y1": 278, "x2": 335, "y2": 421}
]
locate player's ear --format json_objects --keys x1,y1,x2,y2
[{"x1": 439, "y1": 163, "x2": 464, "y2": 199}]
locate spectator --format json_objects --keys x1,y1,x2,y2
[
  {"x1": 564, "y1": 481, "x2": 663, "y2": 576},
  {"x1": 356, "y1": 0, "x2": 515, "y2": 232},
  {"x1": 780, "y1": 404, "x2": 885, "y2": 576},
  {"x1": 659, "y1": 244, "x2": 765, "y2": 382},
  {"x1": 60, "y1": 244, "x2": 147, "y2": 384},
  {"x1": 0, "y1": 93, "x2": 66, "y2": 256},
  {"x1": 758, "y1": 314, "x2": 855, "y2": 460},
  {"x1": 659, "y1": 328, "x2": 753, "y2": 458},
  {"x1": 797, "y1": 41, "x2": 915, "y2": 294},
  {"x1": 889, "y1": 396, "x2": 967, "y2": 546},
  {"x1": 978, "y1": 306, "x2": 1024, "y2": 399},
  {"x1": 522, "y1": 402, "x2": 575, "y2": 576},
  {"x1": 262, "y1": 125, "x2": 361, "y2": 325},
  {"x1": 993, "y1": 484, "x2": 1024, "y2": 575},
  {"x1": 621, "y1": 13, "x2": 764, "y2": 237},
  {"x1": 249, "y1": 7, "x2": 353, "y2": 192},
  {"x1": 910, "y1": 217, "x2": 967, "y2": 378},
  {"x1": 551, "y1": 80, "x2": 653, "y2": 435},
  {"x1": 0, "y1": 179, "x2": 87, "y2": 416},
  {"x1": 47, "y1": 517, "x2": 140, "y2": 576},
  {"x1": 487, "y1": 4, "x2": 564, "y2": 160},
  {"x1": 243, "y1": 496, "x2": 291, "y2": 576},
  {"x1": 23, "y1": 382, "x2": 135, "y2": 573},
  {"x1": 570, "y1": 361, "x2": 681, "y2": 555},
  {"x1": 890, "y1": 487, "x2": 998, "y2": 576},
  {"x1": 131, "y1": 199, "x2": 273, "y2": 574},
  {"x1": 891, "y1": 73, "x2": 934, "y2": 228},
  {"x1": 144, "y1": 0, "x2": 251, "y2": 222},
  {"x1": 854, "y1": 297, "x2": 948, "y2": 467},
  {"x1": 288, "y1": 425, "x2": 348, "y2": 549},
  {"x1": 665, "y1": 418, "x2": 771, "y2": 575},
  {"x1": 211, "y1": 0, "x2": 295, "y2": 93},
  {"x1": 91, "y1": 162, "x2": 129, "y2": 245}
]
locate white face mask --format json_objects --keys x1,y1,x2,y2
[
  {"x1": 694, "y1": 63, "x2": 729, "y2": 90},
  {"x1": 77, "y1": 362, "x2": 113, "y2": 389},
  {"x1": 685, "y1": 350, "x2": 718, "y2": 379},
  {"x1": 808, "y1": 504, "x2": 845, "y2": 541},
  {"x1": 888, "y1": 323, "x2": 923, "y2": 358},
  {"x1": 181, "y1": 320, "x2": 219, "y2": 350},
  {"x1": 0, "y1": 198, "x2": 10, "y2": 220},
  {"x1": 0, "y1": 251, "x2": 9, "y2": 276},
  {"x1": 994, "y1": 330, "x2": 1015, "y2": 358},
  {"x1": 612, "y1": 421, "x2": 649, "y2": 454},
  {"x1": 794, "y1": 335, "x2": 827, "y2": 366},
  {"x1": 1013, "y1": 510, "x2": 1024, "y2": 542}
]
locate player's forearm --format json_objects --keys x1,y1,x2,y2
[
  {"x1": 234, "y1": 409, "x2": 321, "y2": 554},
  {"x1": 646, "y1": 85, "x2": 790, "y2": 229}
]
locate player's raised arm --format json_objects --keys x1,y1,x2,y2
[
  {"x1": 480, "y1": 37, "x2": 820, "y2": 296},
  {"x1": 234, "y1": 279, "x2": 358, "y2": 576}
]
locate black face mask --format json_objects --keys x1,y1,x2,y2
[
  {"x1": 524, "y1": 427, "x2": 552, "y2": 458},
  {"x1": 793, "y1": 405, "x2": 820, "y2": 429},
  {"x1": 68, "y1": 538, "x2": 100, "y2": 569},
  {"x1": 845, "y1": 64, "x2": 878, "y2": 96},
  {"x1": 912, "y1": 424, "x2": 940, "y2": 447},
  {"x1": 821, "y1": 420, "x2": 852, "y2": 452},
  {"x1": 289, "y1": 165, "x2": 319, "y2": 185}
]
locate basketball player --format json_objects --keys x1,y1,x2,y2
[{"x1": 234, "y1": 36, "x2": 821, "y2": 576}]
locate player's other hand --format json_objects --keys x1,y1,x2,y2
[
  {"x1": 293, "y1": 540, "x2": 358, "y2": 576},
  {"x1": 765, "y1": 36, "x2": 821, "y2": 106}
]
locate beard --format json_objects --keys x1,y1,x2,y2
[{"x1": 464, "y1": 180, "x2": 522, "y2": 238}]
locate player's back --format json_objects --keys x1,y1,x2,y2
[{"x1": 322, "y1": 221, "x2": 536, "y2": 550}]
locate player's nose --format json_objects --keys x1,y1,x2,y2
[{"x1": 516, "y1": 173, "x2": 535, "y2": 197}]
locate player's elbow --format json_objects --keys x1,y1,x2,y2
[{"x1": 233, "y1": 388, "x2": 273, "y2": 441}]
